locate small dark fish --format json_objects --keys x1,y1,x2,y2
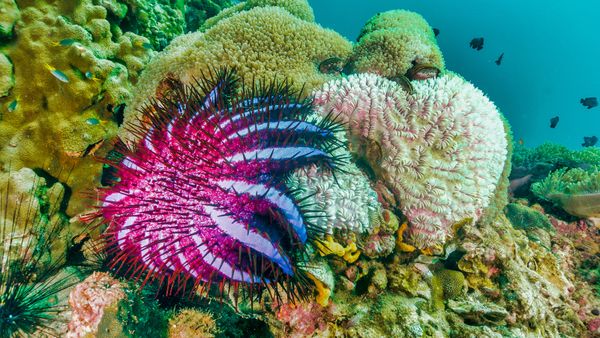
[
  {"x1": 7, "y1": 99, "x2": 18, "y2": 112},
  {"x1": 549, "y1": 116, "x2": 559, "y2": 128},
  {"x1": 495, "y1": 52, "x2": 504, "y2": 65},
  {"x1": 433, "y1": 28, "x2": 440, "y2": 37},
  {"x1": 582, "y1": 136, "x2": 598, "y2": 147},
  {"x1": 580, "y1": 97, "x2": 598, "y2": 109},
  {"x1": 388, "y1": 75, "x2": 414, "y2": 94},
  {"x1": 470, "y1": 37, "x2": 484, "y2": 51},
  {"x1": 318, "y1": 57, "x2": 344, "y2": 75}
]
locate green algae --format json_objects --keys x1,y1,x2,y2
[{"x1": 505, "y1": 203, "x2": 554, "y2": 232}]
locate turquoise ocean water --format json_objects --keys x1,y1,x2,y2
[{"x1": 311, "y1": 0, "x2": 600, "y2": 149}]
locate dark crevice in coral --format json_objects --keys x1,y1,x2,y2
[
  {"x1": 444, "y1": 250, "x2": 466, "y2": 271},
  {"x1": 354, "y1": 156, "x2": 377, "y2": 181},
  {"x1": 354, "y1": 269, "x2": 374, "y2": 296},
  {"x1": 109, "y1": 103, "x2": 126, "y2": 126},
  {"x1": 31, "y1": 168, "x2": 72, "y2": 215}
]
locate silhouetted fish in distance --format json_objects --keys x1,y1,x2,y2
[
  {"x1": 550, "y1": 116, "x2": 559, "y2": 128},
  {"x1": 470, "y1": 37, "x2": 484, "y2": 51},
  {"x1": 582, "y1": 136, "x2": 598, "y2": 147},
  {"x1": 581, "y1": 97, "x2": 598, "y2": 109},
  {"x1": 433, "y1": 28, "x2": 440, "y2": 37},
  {"x1": 495, "y1": 52, "x2": 504, "y2": 65}
]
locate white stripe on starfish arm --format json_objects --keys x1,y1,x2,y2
[
  {"x1": 224, "y1": 146, "x2": 328, "y2": 164},
  {"x1": 190, "y1": 233, "x2": 264, "y2": 283},
  {"x1": 204, "y1": 205, "x2": 293, "y2": 275},
  {"x1": 117, "y1": 215, "x2": 137, "y2": 251},
  {"x1": 219, "y1": 102, "x2": 305, "y2": 129},
  {"x1": 226, "y1": 120, "x2": 326, "y2": 141},
  {"x1": 215, "y1": 180, "x2": 307, "y2": 243}
]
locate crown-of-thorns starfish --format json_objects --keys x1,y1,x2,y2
[{"x1": 99, "y1": 69, "x2": 345, "y2": 301}]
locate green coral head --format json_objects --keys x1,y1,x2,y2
[{"x1": 532, "y1": 166, "x2": 600, "y2": 218}]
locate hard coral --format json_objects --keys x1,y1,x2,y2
[
  {"x1": 349, "y1": 10, "x2": 444, "y2": 78},
  {"x1": 313, "y1": 73, "x2": 507, "y2": 251},
  {"x1": 505, "y1": 203, "x2": 554, "y2": 232},
  {"x1": 123, "y1": 5, "x2": 351, "y2": 144},
  {"x1": 286, "y1": 113, "x2": 381, "y2": 236},
  {"x1": 0, "y1": 0, "x2": 152, "y2": 215},
  {"x1": 121, "y1": 0, "x2": 185, "y2": 50},
  {"x1": 275, "y1": 301, "x2": 334, "y2": 338},
  {"x1": 66, "y1": 272, "x2": 126, "y2": 338},
  {"x1": 202, "y1": 0, "x2": 315, "y2": 29},
  {"x1": 432, "y1": 269, "x2": 467, "y2": 301},
  {"x1": 0, "y1": 168, "x2": 68, "y2": 266},
  {"x1": 184, "y1": 0, "x2": 234, "y2": 32},
  {"x1": 0, "y1": 53, "x2": 13, "y2": 97},
  {"x1": 168, "y1": 308, "x2": 218, "y2": 338},
  {"x1": 0, "y1": 0, "x2": 19, "y2": 38},
  {"x1": 458, "y1": 215, "x2": 585, "y2": 336}
]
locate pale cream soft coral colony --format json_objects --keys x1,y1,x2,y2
[{"x1": 313, "y1": 73, "x2": 508, "y2": 251}]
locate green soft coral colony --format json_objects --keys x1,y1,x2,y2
[{"x1": 0, "y1": 0, "x2": 598, "y2": 337}]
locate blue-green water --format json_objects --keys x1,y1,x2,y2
[{"x1": 311, "y1": 0, "x2": 600, "y2": 149}]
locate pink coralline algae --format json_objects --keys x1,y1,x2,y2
[
  {"x1": 99, "y1": 70, "x2": 342, "y2": 299},
  {"x1": 66, "y1": 272, "x2": 126, "y2": 338},
  {"x1": 275, "y1": 301, "x2": 334, "y2": 337},
  {"x1": 313, "y1": 73, "x2": 507, "y2": 251}
]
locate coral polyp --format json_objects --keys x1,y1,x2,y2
[{"x1": 100, "y1": 69, "x2": 342, "y2": 300}]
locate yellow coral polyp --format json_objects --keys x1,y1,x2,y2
[
  {"x1": 396, "y1": 221, "x2": 416, "y2": 253},
  {"x1": 316, "y1": 235, "x2": 361, "y2": 263},
  {"x1": 306, "y1": 272, "x2": 331, "y2": 307}
]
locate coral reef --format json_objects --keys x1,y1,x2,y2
[
  {"x1": 511, "y1": 142, "x2": 600, "y2": 197},
  {"x1": 0, "y1": 0, "x2": 153, "y2": 215},
  {"x1": 0, "y1": 168, "x2": 69, "y2": 264},
  {"x1": 168, "y1": 308, "x2": 218, "y2": 338},
  {"x1": 313, "y1": 73, "x2": 508, "y2": 251},
  {"x1": 513, "y1": 142, "x2": 600, "y2": 171},
  {"x1": 532, "y1": 166, "x2": 600, "y2": 218},
  {"x1": 0, "y1": 0, "x2": 19, "y2": 38},
  {"x1": 184, "y1": 0, "x2": 234, "y2": 32},
  {"x1": 66, "y1": 272, "x2": 126, "y2": 338},
  {"x1": 361, "y1": 209, "x2": 400, "y2": 258},
  {"x1": 504, "y1": 202, "x2": 555, "y2": 245},
  {"x1": 0, "y1": 52, "x2": 13, "y2": 97},
  {"x1": 432, "y1": 269, "x2": 467, "y2": 301},
  {"x1": 120, "y1": 0, "x2": 185, "y2": 50},
  {"x1": 286, "y1": 113, "x2": 382, "y2": 236},
  {"x1": 202, "y1": 0, "x2": 316, "y2": 29},
  {"x1": 122, "y1": 4, "x2": 352, "y2": 143},
  {"x1": 66, "y1": 272, "x2": 168, "y2": 337},
  {"x1": 1, "y1": 1, "x2": 598, "y2": 337},
  {"x1": 348, "y1": 10, "x2": 444, "y2": 78}
]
